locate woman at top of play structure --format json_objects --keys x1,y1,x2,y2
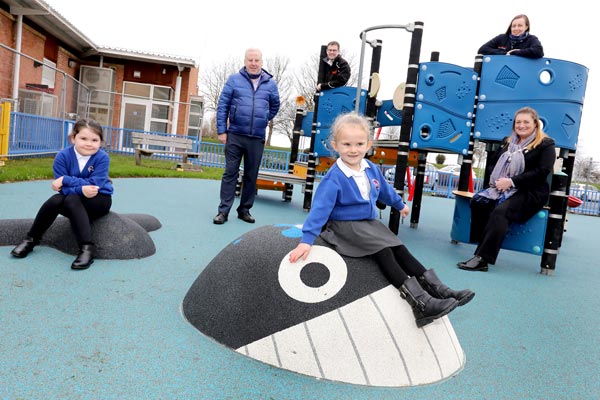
[
  {"x1": 288, "y1": 112, "x2": 474, "y2": 328},
  {"x1": 478, "y1": 14, "x2": 544, "y2": 58},
  {"x1": 458, "y1": 107, "x2": 556, "y2": 272}
]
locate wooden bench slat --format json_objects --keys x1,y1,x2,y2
[
  {"x1": 130, "y1": 132, "x2": 198, "y2": 166},
  {"x1": 133, "y1": 136, "x2": 192, "y2": 144}
]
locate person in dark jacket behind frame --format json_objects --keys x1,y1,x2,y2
[
  {"x1": 316, "y1": 41, "x2": 351, "y2": 92},
  {"x1": 478, "y1": 14, "x2": 544, "y2": 58},
  {"x1": 213, "y1": 48, "x2": 280, "y2": 225}
]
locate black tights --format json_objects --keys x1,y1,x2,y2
[
  {"x1": 371, "y1": 245, "x2": 427, "y2": 288},
  {"x1": 28, "y1": 193, "x2": 112, "y2": 246}
]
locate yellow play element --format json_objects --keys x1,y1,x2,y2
[{"x1": 0, "y1": 101, "x2": 11, "y2": 160}]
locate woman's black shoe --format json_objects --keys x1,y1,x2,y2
[
  {"x1": 457, "y1": 256, "x2": 488, "y2": 272},
  {"x1": 10, "y1": 237, "x2": 38, "y2": 258},
  {"x1": 71, "y1": 244, "x2": 95, "y2": 270}
]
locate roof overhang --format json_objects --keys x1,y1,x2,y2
[
  {"x1": 4, "y1": 0, "x2": 197, "y2": 67},
  {"x1": 5, "y1": 0, "x2": 96, "y2": 52},
  {"x1": 84, "y1": 47, "x2": 197, "y2": 69}
]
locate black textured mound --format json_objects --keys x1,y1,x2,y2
[
  {"x1": 182, "y1": 224, "x2": 389, "y2": 349},
  {"x1": 0, "y1": 212, "x2": 160, "y2": 259},
  {"x1": 123, "y1": 213, "x2": 162, "y2": 233}
]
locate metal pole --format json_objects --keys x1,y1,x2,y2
[
  {"x1": 389, "y1": 21, "x2": 423, "y2": 234},
  {"x1": 355, "y1": 24, "x2": 415, "y2": 113},
  {"x1": 303, "y1": 45, "x2": 328, "y2": 211},
  {"x1": 458, "y1": 54, "x2": 483, "y2": 192},
  {"x1": 410, "y1": 51, "x2": 439, "y2": 228}
]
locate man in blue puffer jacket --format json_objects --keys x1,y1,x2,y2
[{"x1": 213, "y1": 48, "x2": 280, "y2": 225}]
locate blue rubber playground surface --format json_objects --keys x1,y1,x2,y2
[{"x1": 1, "y1": 178, "x2": 599, "y2": 399}]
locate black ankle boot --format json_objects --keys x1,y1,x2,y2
[
  {"x1": 418, "y1": 269, "x2": 475, "y2": 306},
  {"x1": 400, "y1": 276, "x2": 459, "y2": 328},
  {"x1": 71, "y1": 244, "x2": 95, "y2": 270},
  {"x1": 11, "y1": 237, "x2": 39, "y2": 258}
]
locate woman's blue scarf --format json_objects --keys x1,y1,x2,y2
[{"x1": 509, "y1": 31, "x2": 529, "y2": 45}]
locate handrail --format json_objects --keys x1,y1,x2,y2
[{"x1": 355, "y1": 23, "x2": 416, "y2": 112}]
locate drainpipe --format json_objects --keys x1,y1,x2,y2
[
  {"x1": 171, "y1": 65, "x2": 184, "y2": 135},
  {"x1": 11, "y1": 15, "x2": 23, "y2": 103}
]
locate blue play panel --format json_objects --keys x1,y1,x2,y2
[
  {"x1": 475, "y1": 56, "x2": 588, "y2": 149},
  {"x1": 410, "y1": 62, "x2": 478, "y2": 155},
  {"x1": 301, "y1": 86, "x2": 368, "y2": 157},
  {"x1": 451, "y1": 194, "x2": 548, "y2": 255}
]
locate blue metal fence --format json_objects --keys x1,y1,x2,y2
[
  {"x1": 8, "y1": 113, "x2": 66, "y2": 156},
  {"x1": 4, "y1": 113, "x2": 599, "y2": 216}
]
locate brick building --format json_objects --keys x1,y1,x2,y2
[{"x1": 0, "y1": 0, "x2": 203, "y2": 138}]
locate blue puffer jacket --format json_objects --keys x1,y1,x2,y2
[{"x1": 216, "y1": 68, "x2": 280, "y2": 139}]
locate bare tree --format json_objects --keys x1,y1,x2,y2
[
  {"x1": 200, "y1": 117, "x2": 216, "y2": 138},
  {"x1": 264, "y1": 55, "x2": 293, "y2": 147},
  {"x1": 472, "y1": 141, "x2": 487, "y2": 169},
  {"x1": 293, "y1": 53, "x2": 321, "y2": 112},
  {"x1": 574, "y1": 156, "x2": 598, "y2": 183},
  {"x1": 198, "y1": 57, "x2": 238, "y2": 138}
]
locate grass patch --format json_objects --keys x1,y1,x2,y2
[{"x1": 0, "y1": 154, "x2": 224, "y2": 183}]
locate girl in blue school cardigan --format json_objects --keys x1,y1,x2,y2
[
  {"x1": 288, "y1": 112, "x2": 474, "y2": 328},
  {"x1": 10, "y1": 118, "x2": 113, "y2": 270}
]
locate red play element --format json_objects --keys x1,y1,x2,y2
[
  {"x1": 468, "y1": 167, "x2": 474, "y2": 192},
  {"x1": 375, "y1": 127, "x2": 383, "y2": 140},
  {"x1": 567, "y1": 195, "x2": 583, "y2": 208},
  {"x1": 406, "y1": 167, "x2": 415, "y2": 201}
]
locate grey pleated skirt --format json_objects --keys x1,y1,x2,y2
[{"x1": 319, "y1": 219, "x2": 403, "y2": 258}]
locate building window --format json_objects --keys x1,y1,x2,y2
[
  {"x1": 42, "y1": 58, "x2": 56, "y2": 89},
  {"x1": 122, "y1": 82, "x2": 172, "y2": 134},
  {"x1": 187, "y1": 96, "x2": 204, "y2": 138}
]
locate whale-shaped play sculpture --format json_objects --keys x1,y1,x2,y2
[
  {"x1": 0, "y1": 212, "x2": 160, "y2": 259},
  {"x1": 183, "y1": 224, "x2": 465, "y2": 387}
]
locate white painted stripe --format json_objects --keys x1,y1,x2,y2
[
  {"x1": 371, "y1": 286, "x2": 442, "y2": 385},
  {"x1": 306, "y1": 308, "x2": 367, "y2": 384},
  {"x1": 340, "y1": 292, "x2": 411, "y2": 386},
  {"x1": 273, "y1": 322, "x2": 323, "y2": 379},
  {"x1": 442, "y1": 317, "x2": 466, "y2": 371},
  {"x1": 243, "y1": 334, "x2": 279, "y2": 367}
]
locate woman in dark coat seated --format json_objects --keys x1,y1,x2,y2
[{"x1": 458, "y1": 107, "x2": 556, "y2": 272}]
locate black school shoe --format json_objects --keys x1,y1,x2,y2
[
  {"x1": 71, "y1": 244, "x2": 95, "y2": 270},
  {"x1": 11, "y1": 237, "x2": 39, "y2": 258}
]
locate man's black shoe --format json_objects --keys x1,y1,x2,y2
[
  {"x1": 457, "y1": 256, "x2": 489, "y2": 272},
  {"x1": 213, "y1": 212, "x2": 228, "y2": 224},
  {"x1": 237, "y1": 212, "x2": 255, "y2": 223}
]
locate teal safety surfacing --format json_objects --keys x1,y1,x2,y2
[{"x1": 1, "y1": 178, "x2": 599, "y2": 399}]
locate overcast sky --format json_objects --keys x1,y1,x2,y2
[{"x1": 46, "y1": 0, "x2": 598, "y2": 162}]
